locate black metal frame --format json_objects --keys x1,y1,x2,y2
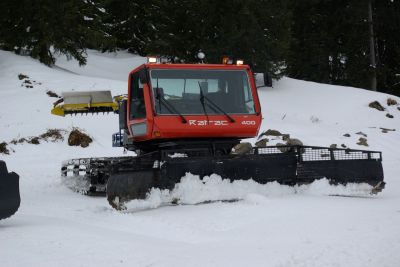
[
  {"x1": 158, "y1": 146, "x2": 384, "y2": 191},
  {"x1": 63, "y1": 145, "x2": 385, "y2": 204}
]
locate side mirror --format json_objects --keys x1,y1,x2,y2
[
  {"x1": 119, "y1": 99, "x2": 128, "y2": 130},
  {"x1": 263, "y1": 73, "x2": 273, "y2": 87},
  {"x1": 255, "y1": 73, "x2": 273, "y2": 88}
]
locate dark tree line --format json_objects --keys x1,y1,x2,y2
[
  {"x1": 0, "y1": 0, "x2": 113, "y2": 65},
  {"x1": 0, "y1": 0, "x2": 399, "y2": 95},
  {"x1": 286, "y1": 0, "x2": 400, "y2": 95}
]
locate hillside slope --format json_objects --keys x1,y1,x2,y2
[{"x1": 0, "y1": 50, "x2": 399, "y2": 267}]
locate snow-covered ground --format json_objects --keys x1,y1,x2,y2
[{"x1": 1, "y1": 50, "x2": 399, "y2": 267}]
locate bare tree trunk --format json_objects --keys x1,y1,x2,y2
[{"x1": 368, "y1": 0, "x2": 377, "y2": 91}]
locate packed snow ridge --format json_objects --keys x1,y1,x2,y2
[{"x1": 124, "y1": 173, "x2": 377, "y2": 212}]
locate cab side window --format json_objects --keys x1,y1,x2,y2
[{"x1": 130, "y1": 70, "x2": 147, "y2": 119}]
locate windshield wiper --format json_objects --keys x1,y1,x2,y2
[
  {"x1": 198, "y1": 82, "x2": 235, "y2": 123},
  {"x1": 199, "y1": 84, "x2": 210, "y2": 124},
  {"x1": 155, "y1": 88, "x2": 187, "y2": 124}
]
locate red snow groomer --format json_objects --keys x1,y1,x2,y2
[{"x1": 52, "y1": 56, "x2": 385, "y2": 210}]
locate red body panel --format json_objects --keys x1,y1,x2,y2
[
  {"x1": 152, "y1": 114, "x2": 261, "y2": 139},
  {"x1": 126, "y1": 63, "x2": 262, "y2": 142}
]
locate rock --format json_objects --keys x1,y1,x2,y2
[
  {"x1": 343, "y1": 133, "x2": 351, "y2": 137},
  {"x1": 341, "y1": 144, "x2": 347, "y2": 148},
  {"x1": 260, "y1": 129, "x2": 282, "y2": 137},
  {"x1": 28, "y1": 137, "x2": 40, "y2": 145},
  {"x1": 330, "y1": 144, "x2": 337, "y2": 149},
  {"x1": 286, "y1": 138, "x2": 303, "y2": 146},
  {"x1": 0, "y1": 142, "x2": 9, "y2": 154},
  {"x1": 46, "y1": 91, "x2": 60, "y2": 98},
  {"x1": 68, "y1": 129, "x2": 93, "y2": 148},
  {"x1": 357, "y1": 137, "x2": 368, "y2": 147},
  {"x1": 232, "y1": 142, "x2": 252, "y2": 155},
  {"x1": 355, "y1": 131, "x2": 367, "y2": 137},
  {"x1": 276, "y1": 143, "x2": 289, "y2": 153},
  {"x1": 18, "y1": 74, "x2": 29, "y2": 80},
  {"x1": 255, "y1": 138, "x2": 268, "y2": 147},
  {"x1": 398, "y1": 107, "x2": 400, "y2": 111},
  {"x1": 10, "y1": 139, "x2": 18, "y2": 145},
  {"x1": 282, "y1": 134, "x2": 290, "y2": 141},
  {"x1": 387, "y1": 98, "x2": 398, "y2": 106},
  {"x1": 18, "y1": 138, "x2": 27, "y2": 143},
  {"x1": 10, "y1": 138, "x2": 27, "y2": 145},
  {"x1": 386, "y1": 113, "x2": 394, "y2": 118},
  {"x1": 380, "y1": 127, "x2": 395, "y2": 133},
  {"x1": 368, "y1": 101, "x2": 385, "y2": 111}
]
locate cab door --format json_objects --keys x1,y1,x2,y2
[{"x1": 128, "y1": 68, "x2": 150, "y2": 139}]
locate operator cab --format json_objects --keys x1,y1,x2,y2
[
  {"x1": 120, "y1": 56, "x2": 262, "y2": 150},
  {"x1": 150, "y1": 68, "x2": 256, "y2": 115}
]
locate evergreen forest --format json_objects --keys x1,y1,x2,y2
[{"x1": 1, "y1": 0, "x2": 399, "y2": 95}]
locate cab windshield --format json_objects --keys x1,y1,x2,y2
[{"x1": 150, "y1": 69, "x2": 255, "y2": 115}]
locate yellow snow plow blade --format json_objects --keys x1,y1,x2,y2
[{"x1": 51, "y1": 91, "x2": 121, "y2": 116}]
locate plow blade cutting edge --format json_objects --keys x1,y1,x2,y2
[{"x1": 106, "y1": 146, "x2": 385, "y2": 210}]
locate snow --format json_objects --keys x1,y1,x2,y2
[
  {"x1": 1, "y1": 49, "x2": 400, "y2": 267},
  {"x1": 124, "y1": 174, "x2": 377, "y2": 212}
]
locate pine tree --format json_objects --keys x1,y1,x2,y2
[
  {"x1": 374, "y1": 0, "x2": 400, "y2": 95},
  {"x1": 136, "y1": 0, "x2": 292, "y2": 76},
  {"x1": 286, "y1": 0, "x2": 400, "y2": 96},
  {"x1": 0, "y1": 0, "x2": 113, "y2": 66},
  {"x1": 102, "y1": 0, "x2": 158, "y2": 55}
]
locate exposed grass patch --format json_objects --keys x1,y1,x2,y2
[
  {"x1": 387, "y1": 98, "x2": 398, "y2": 106},
  {"x1": 0, "y1": 142, "x2": 9, "y2": 154},
  {"x1": 8, "y1": 129, "x2": 67, "y2": 150},
  {"x1": 68, "y1": 128, "x2": 93, "y2": 148},
  {"x1": 357, "y1": 137, "x2": 369, "y2": 147},
  {"x1": 40, "y1": 129, "x2": 65, "y2": 142}
]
